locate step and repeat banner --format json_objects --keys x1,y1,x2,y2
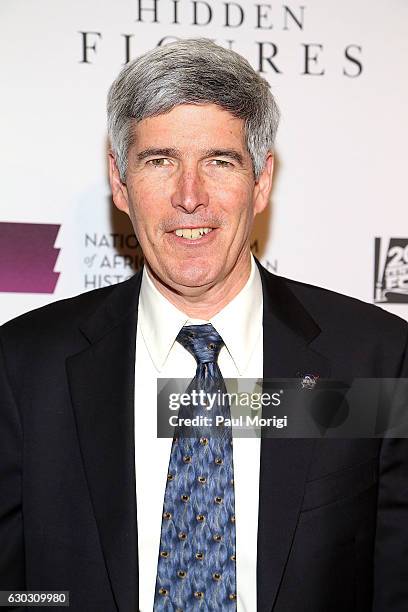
[{"x1": 1, "y1": 0, "x2": 407, "y2": 324}]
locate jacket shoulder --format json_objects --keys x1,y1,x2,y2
[
  {"x1": 283, "y1": 275, "x2": 408, "y2": 335},
  {"x1": 1, "y1": 283, "x2": 116, "y2": 341}
]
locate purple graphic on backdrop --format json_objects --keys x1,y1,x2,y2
[{"x1": 0, "y1": 222, "x2": 60, "y2": 293}]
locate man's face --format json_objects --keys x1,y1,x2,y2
[{"x1": 109, "y1": 103, "x2": 273, "y2": 292}]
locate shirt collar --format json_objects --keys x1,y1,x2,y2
[
  {"x1": 210, "y1": 254, "x2": 262, "y2": 374},
  {"x1": 138, "y1": 254, "x2": 263, "y2": 375},
  {"x1": 138, "y1": 267, "x2": 190, "y2": 372}
]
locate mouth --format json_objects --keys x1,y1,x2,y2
[
  {"x1": 172, "y1": 227, "x2": 214, "y2": 240},
  {"x1": 165, "y1": 226, "x2": 218, "y2": 246}
]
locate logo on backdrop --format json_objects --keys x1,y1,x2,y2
[
  {"x1": 0, "y1": 222, "x2": 60, "y2": 294},
  {"x1": 374, "y1": 238, "x2": 408, "y2": 304},
  {"x1": 78, "y1": 1, "x2": 363, "y2": 78},
  {"x1": 83, "y1": 232, "x2": 144, "y2": 290}
]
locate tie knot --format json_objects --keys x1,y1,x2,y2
[{"x1": 176, "y1": 324, "x2": 224, "y2": 364}]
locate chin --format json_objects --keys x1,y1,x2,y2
[{"x1": 166, "y1": 263, "x2": 221, "y2": 290}]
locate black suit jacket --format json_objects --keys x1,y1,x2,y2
[{"x1": 1, "y1": 259, "x2": 408, "y2": 611}]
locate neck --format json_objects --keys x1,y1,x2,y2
[{"x1": 146, "y1": 252, "x2": 252, "y2": 320}]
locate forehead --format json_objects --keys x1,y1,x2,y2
[{"x1": 130, "y1": 103, "x2": 247, "y2": 152}]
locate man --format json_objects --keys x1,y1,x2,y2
[{"x1": 1, "y1": 38, "x2": 408, "y2": 612}]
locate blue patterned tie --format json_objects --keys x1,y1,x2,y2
[{"x1": 154, "y1": 324, "x2": 237, "y2": 611}]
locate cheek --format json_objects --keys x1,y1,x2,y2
[
  {"x1": 127, "y1": 182, "x2": 163, "y2": 229},
  {"x1": 214, "y1": 174, "x2": 253, "y2": 207},
  {"x1": 216, "y1": 188, "x2": 254, "y2": 228}
]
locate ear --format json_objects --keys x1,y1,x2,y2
[
  {"x1": 253, "y1": 152, "x2": 274, "y2": 216},
  {"x1": 108, "y1": 152, "x2": 130, "y2": 215}
]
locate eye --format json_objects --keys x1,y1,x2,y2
[
  {"x1": 209, "y1": 159, "x2": 233, "y2": 168},
  {"x1": 147, "y1": 158, "x2": 171, "y2": 167}
]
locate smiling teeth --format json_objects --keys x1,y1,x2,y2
[{"x1": 174, "y1": 228, "x2": 213, "y2": 239}]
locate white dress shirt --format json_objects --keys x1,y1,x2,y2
[{"x1": 134, "y1": 254, "x2": 263, "y2": 611}]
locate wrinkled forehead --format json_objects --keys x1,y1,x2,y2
[{"x1": 127, "y1": 103, "x2": 249, "y2": 155}]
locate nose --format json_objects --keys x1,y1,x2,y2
[{"x1": 170, "y1": 166, "x2": 209, "y2": 213}]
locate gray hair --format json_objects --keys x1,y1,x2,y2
[{"x1": 107, "y1": 38, "x2": 280, "y2": 182}]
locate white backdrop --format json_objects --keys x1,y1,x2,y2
[{"x1": 1, "y1": 0, "x2": 407, "y2": 324}]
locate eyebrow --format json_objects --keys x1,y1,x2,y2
[{"x1": 136, "y1": 147, "x2": 244, "y2": 166}]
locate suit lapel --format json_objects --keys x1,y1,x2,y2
[
  {"x1": 66, "y1": 271, "x2": 143, "y2": 612},
  {"x1": 255, "y1": 260, "x2": 331, "y2": 611}
]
